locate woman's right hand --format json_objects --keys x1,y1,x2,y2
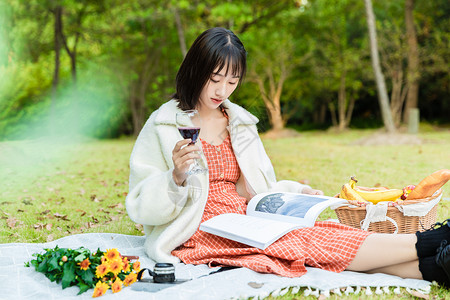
[{"x1": 172, "y1": 139, "x2": 201, "y2": 186}]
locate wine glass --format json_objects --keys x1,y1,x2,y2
[{"x1": 176, "y1": 110, "x2": 208, "y2": 175}]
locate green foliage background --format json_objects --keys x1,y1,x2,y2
[{"x1": 0, "y1": 0, "x2": 449, "y2": 140}]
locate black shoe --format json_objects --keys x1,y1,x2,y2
[
  {"x1": 426, "y1": 219, "x2": 450, "y2": 232},
  {"x1": 416, "y1": 219, "x2": 450, "y2": 258},
  {"x1": 435, "y1": 240, "x2": 450, "y2": 287}
]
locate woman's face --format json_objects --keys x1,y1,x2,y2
[{"x1": 197, "y1": 65, "x2": 240, "y2": 111}]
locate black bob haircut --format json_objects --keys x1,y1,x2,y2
[{"x1": 174, "y1": 27, "x2": 247, "y2": 111}]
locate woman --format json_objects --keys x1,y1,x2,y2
[{"x1": 126, "y1": 27, "x2": 449, "y2": 287}]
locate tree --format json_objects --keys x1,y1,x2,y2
[
  {"x1": 2, "y1": 0, "x2": 449, "y2": 140},
  {"x1": 364, "y1": 0, "x2": 396, "y2": 133},
  {"x1": 172, "y1": 5, "x2": 187, "y2": 57},
  {"x1": 60, "y1": 2, "x2": 86, "y2": 85},
  {"x1": 378, "y1": 20, "x2": 408, "y2": 127},
  {"x1": 413, "y1": 0, "x2": 450, "y2": 122},
  {"x1": 51, "y1": 4, "x2": 62, "y2": 105},
  {"x1": 248, "y1": 42, "x2": 292, "y2": 131},
  {"x1": 308, "y1": 0, "x2": 368, "y2": 131},
  {"x1": 59, "y1": 0, "x2": 106, "y2": 86},
  {"x1": 244, "y1": 10, "x2": 306, "y2": 131},
  {"x1": 104, "y1": 0, "x2": 184, "y2": 136},
  {"x1": 403, "y1": 0, "x2": 419, "y2": 123}
]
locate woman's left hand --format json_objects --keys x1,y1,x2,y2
[{"x1": 302, "y1": 187, "x2": 324, "y2": 195}]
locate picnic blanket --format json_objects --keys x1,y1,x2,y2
[{"x1": 0, "y1": 233, "x2": 431, "y2": 299}]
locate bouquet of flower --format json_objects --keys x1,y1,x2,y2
[{"x1": 25, "y1": 246, "x2": 141, "y2": 298}]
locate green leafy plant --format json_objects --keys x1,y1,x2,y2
[{"x1": 25, "y1": 246, "x2": 141, "y2": 297}]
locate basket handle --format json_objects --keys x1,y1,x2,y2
[{"x1": 360, "y1": 216, "x2": 399, "y2": 234}]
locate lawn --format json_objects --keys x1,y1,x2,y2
[{"x1": 1, "y1": 128, "x2": 449, "y2": 298}]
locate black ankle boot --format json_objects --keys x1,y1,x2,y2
[
  {"x1": 436, "y1": 240, "x2": 450, "y2": 287},
  {"x1": 419, "y1": 241, "x2": 450, "y2": 288},
  {"x1": 416, "y1": 219, "x2": 450, "y2": 258}
]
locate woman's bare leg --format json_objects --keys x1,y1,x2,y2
[
  {"x1": 346, "y1": 233, "x2": 418, "y2": 272},
  {"x1": 366, "y1": 260, "x2": 422, "y2": 279}
]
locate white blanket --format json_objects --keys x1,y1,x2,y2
[{"x1": 0, "y1": 233, "x2": 431, "y2": 299}]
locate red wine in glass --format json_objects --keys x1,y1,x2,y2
[
  {"x1": 176, "y1": 110, "x2": 207, "y2": 174},
  {"x1": 178, "y1": 127, "x2": 200, "y2": 145}
]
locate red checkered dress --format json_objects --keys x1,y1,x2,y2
[{"x1": 172, "y1": 135, "x2": 372, "y2": 277}]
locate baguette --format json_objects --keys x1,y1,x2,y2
[{"x1": 406, "y1": 169, "x2": 450, "y2": 200}]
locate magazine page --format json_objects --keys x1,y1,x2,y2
[
  {"x1": 246, "y1": 192, "x2": 346, "y2": 227},
  {"x1": 199, "y1": 213, "x2": 301, "y2": 250}
]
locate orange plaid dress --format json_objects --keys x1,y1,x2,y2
[{"x1": 172, "y1": 135, "x2": 372, "y2": 277}]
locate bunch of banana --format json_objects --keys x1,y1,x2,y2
[
  {"x1": 340, "y1": 177, "x2": 368, "y2": 204},
  {"x1": 340, "y1": 176, "x2": 403, "y2": 204}
]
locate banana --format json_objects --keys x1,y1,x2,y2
[
  {"x1": 353, "y1": 188, "x2": 403, "y2": 204},
  {"x1": 339, "y1": 176, "x2": 403, "y2": 204},
  {"x1": 340, "y1": 183, "x2": 367, "y2": 202}
]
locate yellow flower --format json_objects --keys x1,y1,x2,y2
[
  {"x1": 95, "y1": 262, "x2": 110, "y2": 278},
  {"x1": 92, "y1": 281, "x2": 109, "y2": 298},
  {"x1": 122, "y1": 257, "x2": 131, "y2": 273},
  {"x1": 109, "y1": 260, "x2": 122, "y2": 275},
  {"x1": 104, "y1": 249, "x2": 120, "y2": 262},
  {"x1": 132, "y1": 261, "x2": 141, "y2": 272},
  {"x1": 78, "y1": 258, "x2": 91, "y2": 271},
  {"x1": 111, "y1": 278, "x2": 123, "y2": 294},
  {"x1": 123, "y1": 272, "x2": 137, "y2": 287}
]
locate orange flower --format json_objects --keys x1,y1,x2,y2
[
  {"x1": 122, "y1": 257, "x2": 131, "y2": 273},
  {"x1": 132, "y1": 261, "x2": 141, "y2": 272},
  {"x1": 111, "y1": 278, "x2": 123, "y2": 293},
  {"x1": 92, "y1": 281, "x2": 109, "y2": 298},
  {"x1": 105, "y1": 249, "x2": 120, "y2": 262},
  {"x1": 78, "y1": 258, "x2": 91, "y2": 271},
  {"x1": 123, "y1": 272, "x2": 137, "y2": 287},
  {"x1": 95, "y1": 262, "x2": 110, "y2": 278},
  {"x1": 109, "y1": 260, "x2": 122, "y2": 275}
]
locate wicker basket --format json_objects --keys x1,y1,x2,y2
[{"x1": 334, "y1": 189, "x2": 442, "y2": 234}]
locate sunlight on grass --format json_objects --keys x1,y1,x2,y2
[
  {"x1": 0, "y1": 138, "x2": 137, "y2": 243},
  {"x1": 0, "y1": 129, "x2": 449, "y2": 298},
  {"x1": 1, "y1": 129, "x2": 449, "y2": 241}
]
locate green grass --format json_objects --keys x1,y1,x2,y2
[
  {"x1": 263, "y1": 129, "x2": 450, "y2": 222},
  {"x1": 0, "y1": 137, "x2": 138, "y2": 242},
  {"x1": 1, "y1": 129, "x2": 449, "y2": 298}
]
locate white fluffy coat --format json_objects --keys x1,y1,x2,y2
[{"x1": 126, "y1": 99, "x2": 310, "y2": 263}]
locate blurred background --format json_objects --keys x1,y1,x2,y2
[{"x1": 0, "y1": 0, "x2": 449, "y2": 140}]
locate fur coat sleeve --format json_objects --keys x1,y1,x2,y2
[{"x1": 126, "y1": 105, "x2": 191, "y2": 226}]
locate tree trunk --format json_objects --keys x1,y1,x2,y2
[
  {"x1": 129, "y1": 52, "x2": 160, "y2": 136},
  {"x1": 329, "y1": 102, "x2": 338, "y2": 127},
  {"x1": 129, "y1": 93, "x2": 140, "y2": 137},
  {"x1": 404, "y1": 0, "x2": 419, "y2": 123},
  {"x1": 364, "y1": 0, "x2": 396, "y2": 133},
  {"x1": 51, "y1": 5, "x2": 62, "y2": 121},
  {"x1": 313, "y1": 102, "x2": 327, "y2": 124},
  {"x1": 338, "y1": 71, "x2": 347, "y2": 130},
  {"x1": 71, "y1": 51, "x2": 77, "y2": 85},
  {"x1": 269, "y1": 96, "x2": 284, "y2": 131},
  {"x1": 174, "y1": 7, "x2": 187, "y2": 57},
  {"x1": 60, "y1": 4, "x2": 85, "y2": 87},
  {"x1": 318, "y1": 102, "x2": 327, "y2": 124},
  {"x1": 345, "y1": 96, "x2": 356, "y2": 128},
  {"x1": 389, "y1": 62, "x2": 408, "y2": 127},
  {"x1": 253, "y1": 75, "x2": 285, "y2": 131}
]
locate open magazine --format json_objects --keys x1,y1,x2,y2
[{"x1": 199, "y1": 192, "x2": 346, "y2": 250}]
